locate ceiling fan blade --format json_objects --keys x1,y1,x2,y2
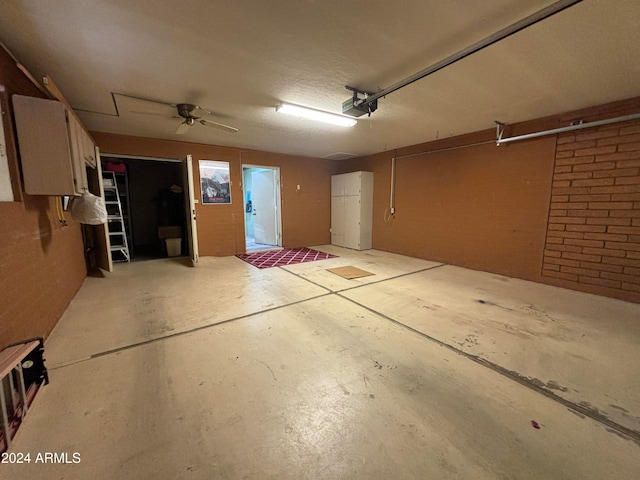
[
  {"x1": 116, "y1": 93, "x2": 178, "y2": 108},
  {"x1": 130, "y1": 110, "x2": 168, "y2": 116},
  {"x1": 175, "y1": 122, "x2": 190, "y2": 135},
  {"x1": 199, "y1": 118, "x2": 239, "y2": 133},
  {"x1": 193, "y1": 105, "x2": 220, "y2": 117}
]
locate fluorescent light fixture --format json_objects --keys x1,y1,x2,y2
[{"x1": 276, "y1": 103, "x2": 357, "y2": 127}]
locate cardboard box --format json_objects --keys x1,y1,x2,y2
[{"x1": 158, "y1": 226, "x2": 182, "y2": 239}]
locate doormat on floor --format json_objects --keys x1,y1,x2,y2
[
  {"x1": 236, "y1": 247, "x2": 337, "y2": 269},
  {"x1": 327, "y1": 266, "x2": 375, "y2": 279}
]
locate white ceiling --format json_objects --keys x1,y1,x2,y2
[{"x1": 1, "y1": 0, "x2": 639, "y2": 159}]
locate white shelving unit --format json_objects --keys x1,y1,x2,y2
[{"x1": 330, "y1": 171, "x2": 373, "y2": 250}]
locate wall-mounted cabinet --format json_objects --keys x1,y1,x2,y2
[
  {"x1": 80, "y1": 124, "x2": 97, "y2": 168},
  {"x1": 331, "y1": 171, "x2": 373, "y2": 250},
  {"x1": 12, "y1": 94, "x2": 95, "y2": 196}
]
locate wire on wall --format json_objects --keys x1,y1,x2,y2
[
  {"x1": 55, "y1": 196, "x2": 67, "y2": 227},
  {"x1": 383, "y1": 140, "x2": 499, "y2": 223},
  {"x1": 384, "y1": 151, "x2": 397, "y2": 223}
]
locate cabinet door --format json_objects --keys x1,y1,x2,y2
[
  {"x1": 67, "y1": 113, "x2": 88, "y2": 193},
  {"x1": 331, "y1": 174, "x2": 345, "y2": 197},
  {"x1": 12, "y1": 95, "x2": 90, "y2": 196},
  {"x1": 12, "y1": 95, "x2": 76, "y2": 195},
  {"x1": 343, "y1": 195, "x2": 361, "y2": 249},
  {"x1": 330, "y1": 196, "x2": 345, "y2": 247},
  {"x1": 82, "y1": 131, "x2": 96, "y2": 167},
  {"x1": 359, "y1": 172, "x2": 374, "y2": 250},
  {"x1": 343, "y1": 171, "x2": 362, "y2": 196}
]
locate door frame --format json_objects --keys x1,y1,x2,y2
[{"x1": 241, "y1": 164, "x2": 282, "y2": 249}]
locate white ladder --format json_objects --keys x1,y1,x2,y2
[{"x1": 103, "y1": 171, "x2": 130, "y2": 262}]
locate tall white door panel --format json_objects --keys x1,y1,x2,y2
[
  {"x1": 252, "y1": 169, "x2": 278, "y2": 245},
  {"x1": 184, "y1": 155, "x2": 199, "y2": 265},
  {"x1": 331, "y1": 196, "x2": 344, "y2": 246},
  {"x1": 330, "y1": 171, "x2": 373, "y2": 251},
  {"x1": 343, "y1": 196, "x2": 361, "y2": 249}
]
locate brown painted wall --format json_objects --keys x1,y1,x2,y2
[
  {"x1": 0, "y1": 46, "x2": 87, "y2": 349},
  {"x1": 91, "y1": 133, "x2": 337, "y2": 255},
  {"x1": 341, "y1": 98, "x2": 640, "y2": 303},
  {"x1": 343, "y1": 133, "x2": 556, "y2": 281}
]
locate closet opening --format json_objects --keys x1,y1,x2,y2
[{"x1": 102, "y1": 155, "x2": 187, "y2": 262}]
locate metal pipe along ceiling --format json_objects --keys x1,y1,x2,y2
[
  {"x1": 496, "y1": 113, "x2": 640, "y2": 145},
  {"x1": 356, "y1": 0, "x2": 584, "y2": 108}
]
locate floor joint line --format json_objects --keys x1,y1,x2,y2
[
  {"x1": 336, "y1": 292, "x2": 640, "y2": 444},
  {"x1": 335, "y1": 263, "x2": 447, "y2": 293},
  {"x1": 278, "y1": 262, "x2": 447, "y2": 294},
  {"x1": 50, "y1": 292, "x2": 332, "y2": 369},
  {"x1": 278, "y1": 266, "x2": 334, "y2": 293}
]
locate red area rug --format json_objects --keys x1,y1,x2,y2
[{"x1": 236, "y1": 247, "x2": 337, "y2": 269}]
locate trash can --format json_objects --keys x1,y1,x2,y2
[{"x1": 165, "y1": 238, "x2": 182, "y2": 257}]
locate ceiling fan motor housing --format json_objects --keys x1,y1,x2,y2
[{"x1": 177, "y1": 103, "x2": 198, "y2": 119}]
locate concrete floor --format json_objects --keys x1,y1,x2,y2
[{"x1": 2, "y1": 246, "x2": 639, "y2": 479}]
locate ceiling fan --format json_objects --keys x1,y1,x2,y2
[{"x1": 117, "y1": 93, "x2": 239, "y2": 134}]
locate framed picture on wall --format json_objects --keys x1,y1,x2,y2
[{"x1": 199, "y1": 160, "x2": 231, "y2": 204}]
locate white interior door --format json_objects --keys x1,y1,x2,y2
[
  {"x1": 252, "y1": 169, "x2": 277, "y2": 245},
  {"x1": 184, "y1": 154, "x2": 199, "y2": 265}
]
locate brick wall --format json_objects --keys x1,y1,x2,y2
[
  {"x1": 542, "y1": 120, "x2": 640, "y2": 296},
  {"x1": 0, "y1": 45, "x2": 87, "y2": 348}
]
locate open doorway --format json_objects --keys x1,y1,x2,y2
[
  {"x1": 242, "y1": 165, "x2": 282, "y2": 252},
  {"x1": 102, "y1": 155, "x2": 187, "y2": 261}
]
